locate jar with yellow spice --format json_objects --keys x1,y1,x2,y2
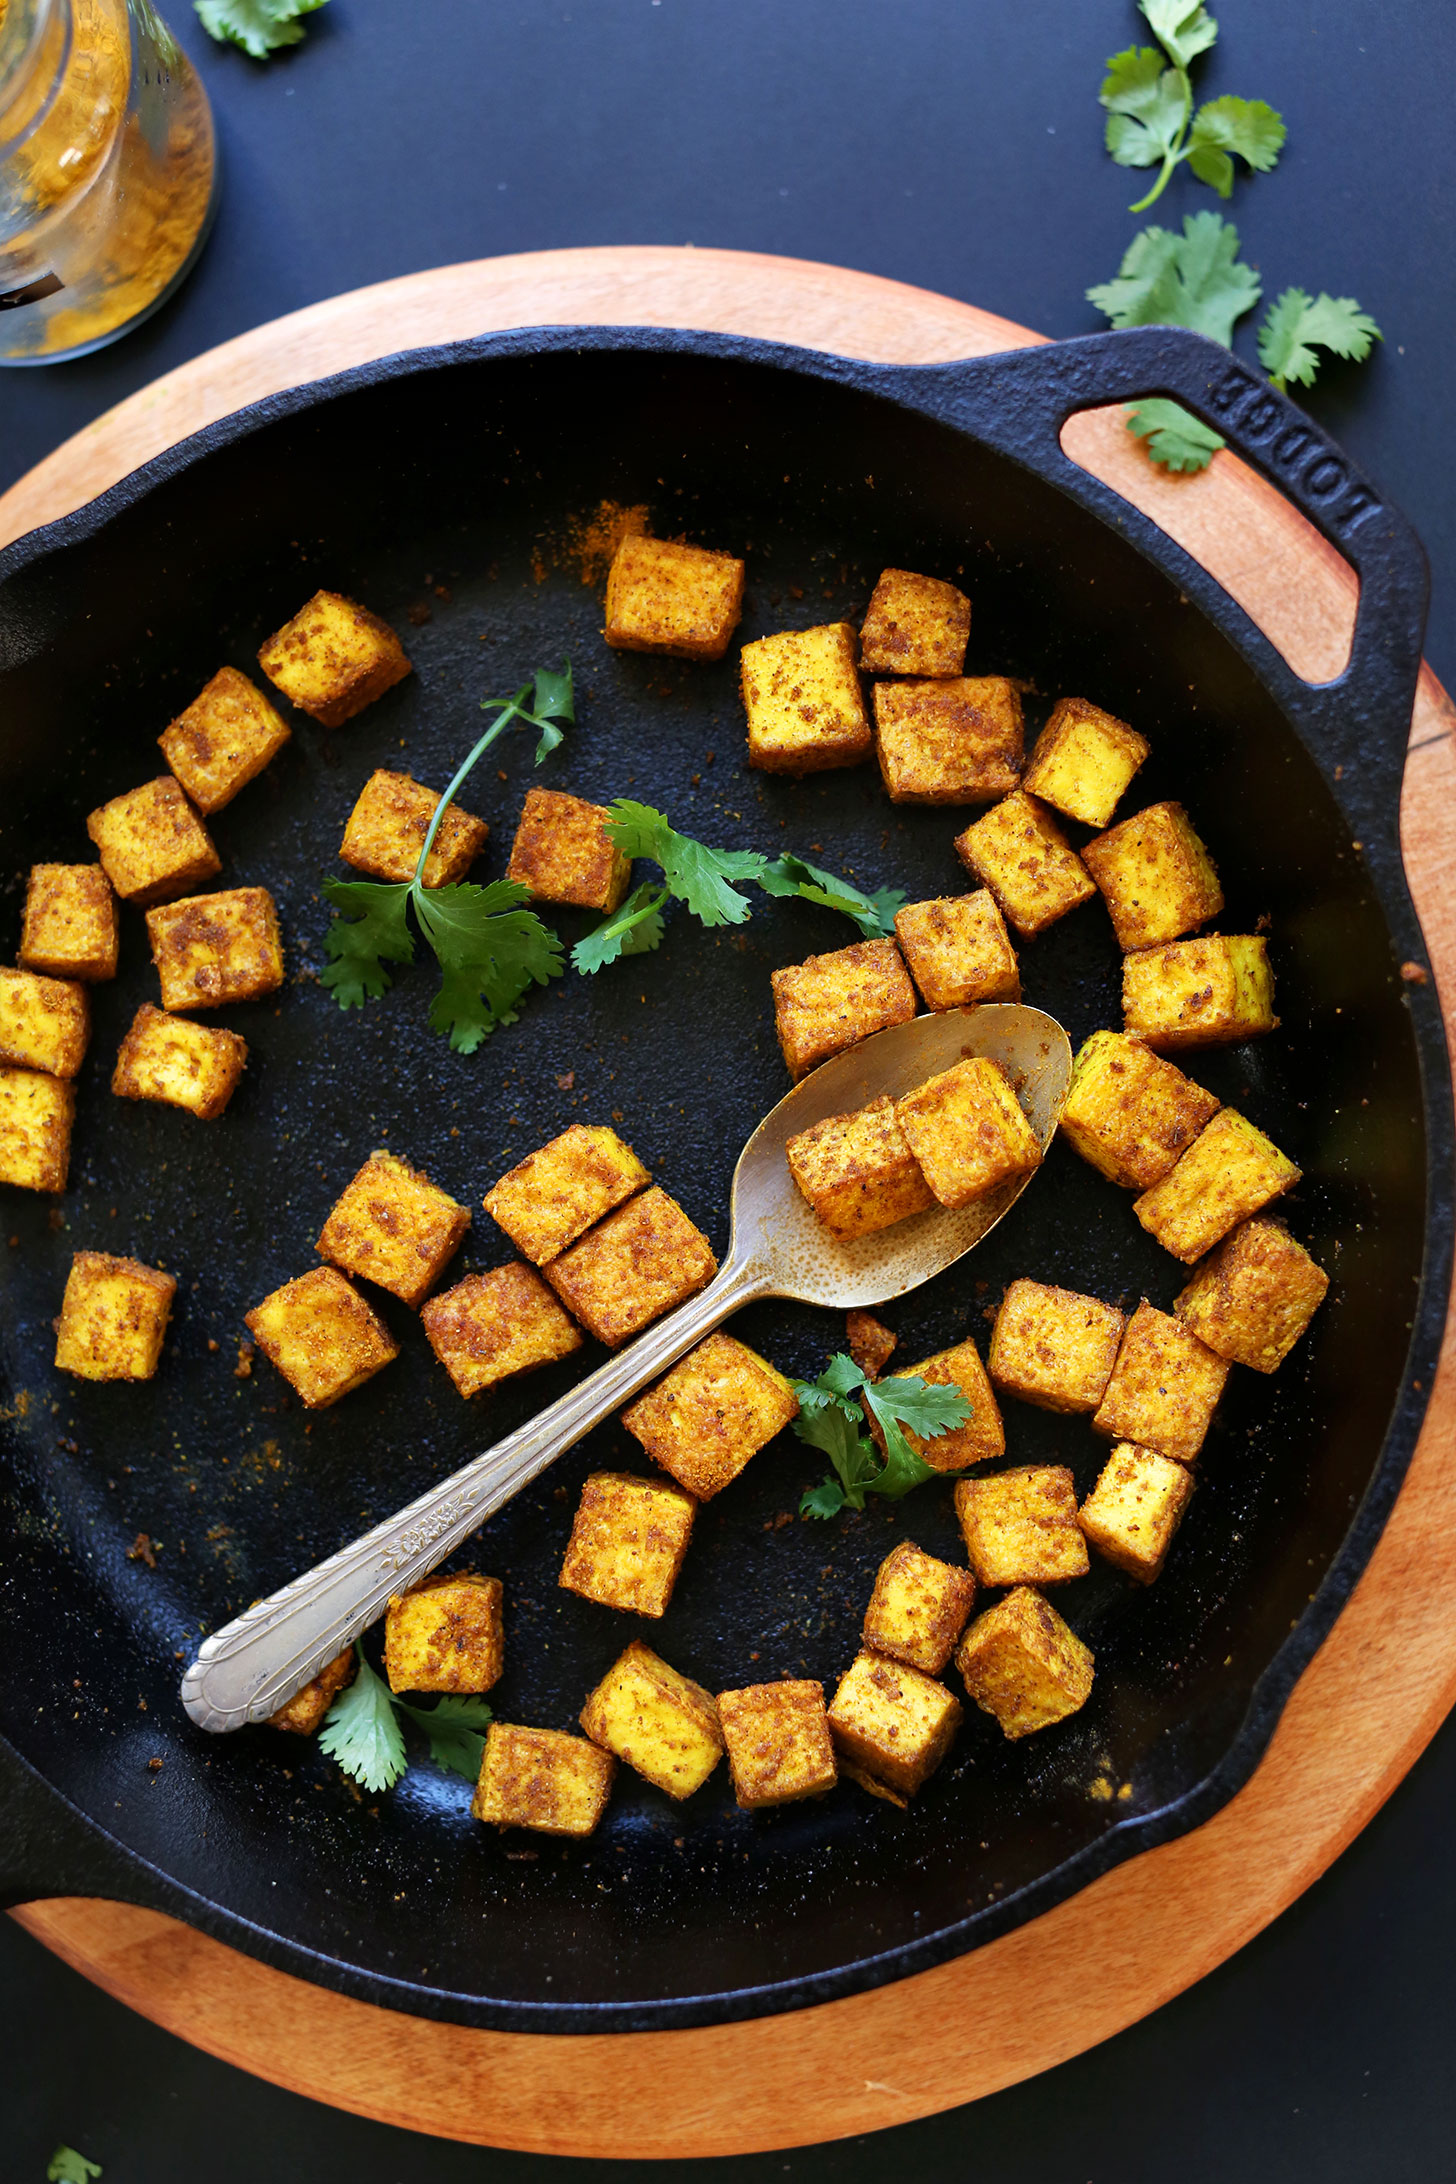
[{"x1": 0, "y1": 0, "x2": 216, "y2": 363}]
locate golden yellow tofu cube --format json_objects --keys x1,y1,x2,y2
[
  {"x1": 859, "y1": 566, "x2": 971, "y2": 678},
  {"x1": 872, "y1": 677, "x2": 1024, "y2": 804},
  {"x1": 954, "y1": 790, "x2": 1097, "y2": 937},
  {"x1": 785, "y1": 1095, "x2": 935, "y2": 1241},
  {"x1": 384, "y1": 1571, "x2": 504, "y2": 1694},
  {"x1": 269, "y1": 1645, "x2": 355, "y2": 1735},
  {"x1": 54, "y1": 1250, "x2": 176, "y2": 1381},
  {"x1": 895, "y1": 1055, "x2": 1042, "y2": 1210},
  {"x1": 483, "y1": 1123, "x2": 649, "y2": 1265},
  {"x1": 544, "y1": 1186, "x2": 717, "y2": 1346},
  {"x1": 420, "y1": 1263, "x2": 583, "y2": 1398},
  {"x1": 1175, "y1": 1216, "x2": 1330, "y2": 1372},
  {"x1": 1122, "y1": 934, "x2": 1276, "y2": 1050},
  {"x1": 505, "y1": 785, "x2": 631, "y2": 913},
  {"x1": 1079, "y1": 1443, "x2": 1194, "y2": 1584},
  {"x1": 316, "y1": 1150, "x2": 470, "y2": 1307},
  {"x1": 846, "y1": 1307, "x2": 897, "y2": 1379},
  {"x1": 145, "y1": 886, "x2": 285, "y2": 1011},
  {"x1": 716, "y1": 1679, "x2": 838, "y2": 1808},
  {"x1": 954, "y1": 1465, "x2": 1089, "y2": 1587},
  {"x1": 1020, "y1": 695, "x2": 1150, "y2": 826},
  {"x1": 19, "y1": 863, "x2": 118, "y2": 983},
  {"x1": 339, "y1": 769, "x2": 488, "y2": 887},
  {"x1": 604, "y1": 533, "x2": 745, "y2": 660},
  {"x1": 1133, "y1": 1108, "x2": 1299, "y2": 1263},
  {"x1": 579, "y1": 1639, "x2": 724, "y2": 1798},
  {"x1": 894, "y1": 891, "x2": 1020, "y2": 1011},
  {"x1": 1083, "y1": 800, "x2": 1223, "y2": 952},
  {"x1": 1092, "y1": 1300, "x2": 1229, "y2": 1464},
  {"x1": 85, "y1": 776, "x2": 222, "y2": 907},
  {"x1": 621, "y1": 1331, "x2": 799, "y2": 1499},
  {"x1": 1060, "y1": 1028, "x2": 1220, "y2": 1191},
  {"x1": 0, "y1": 1065, "x2": 73, "y2": 1193},
  {"x1": 0, "y1": 967, "x2": 89, "y2": 1080},
  {"x1": 245, "y1": 1265, "x2": 399, "y2": 1408},
  {"x1": 988, "y1": 1277, "x2": 1126, "y2": 1413},
  {"x1": 888, "y1": 1334, "x2": 1005, "y2": 1470},
  {"x1": 158, "y1": 667, "x2": 292, "y2": 814},
  {"x1": 956, "y1": 1586, "x2": 1094, "y2": 1739},
  {"x1": 827, "y1": 1649, "x2": 962, "y2": 1797},
  {"x1": 472, "y1": 1722, "x2": 615, "y2": 1837},
  {"x1": 558, "y1": 1470, "x2": 696, "y2": 1618},
  {"x1": 740, "y1": 623, "x2": 871, "y2": 775},
  {"x1": 257, "y1": 590, "x2": 411, "y2": 727},
  {"x1": 770, "y1": 937, "x2": 917, "y2": 1081},
  {"x1": 111, "y1": 1003, "x2": 247, "y2": 1120},
  {"x1": 862, "y1": 1539, "x2": 977, "y2": 1675}
]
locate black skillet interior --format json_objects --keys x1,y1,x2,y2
[{"x1": 0, "y1": 330, "x2": 1446, "y2": 2032}]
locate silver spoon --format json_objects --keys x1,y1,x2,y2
[{"x1": 181, "y1": 1003, "x2": 1071, "y2": 1732}]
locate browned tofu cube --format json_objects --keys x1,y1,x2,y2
[
  {"x1": 954, "y1": 791, "x2": 1097, "y2": 937},
  {"x1": 1122, "y1": 935, "x2": 1277, "y2": 1051},
  {"x1": 1079, "y1": 1443, "x2": 1194, "y2": 1584},
  {"x1": 0, "y1": 968, "x2": 89, "y2": 1080},
  {"x1": 483, "y1": 1123, "x2": 649, "y2": 1266},
  {"x1": 1060, "y1": 1029, "x2": 1220, "y2": 1191},
  {"x1": 988, "y1": 1278, "x2": 1126, "y2": 1413},
  {"x1": 146, "y1": 886, "x2": 284, "y2": 1011},
  {"x1": 19, "y1": 863, "x2": 118, "y2": 983},
  {"x1": 740, "y1": 623, "x2": 872, "y2": 775},
  {"x1": 603, "y1": 533, "x2": 745, "y2": 660},
  {"x1": 894, "y1": 891, "x2": 1020, "y2": 1011},
  {"x1": 339, "y1": 769, "x2": 488, "y2": 887},
  {"x1": 895, "y1": 1055, "x2": 1042, "y2": 1209},
  {"x1": 770, "y1": 937, "x2": 917, "y2": 1081},
  {"x1": 244, "y1": 1265, "x2": 399, "y2": 1408},
  {"x1": 85, "y1": 776, "x2": 222, "y2": 907},
  {"x1": 579, "y1": 1639, "x2": 724, "y2": 1798},
  {"x1": 316, "y1": 1150, "x2": 470, "y2": 1307},
  {"x1": 269, "y1": 1646, "x2": 355, "y2": 1735},
  {"x1": 420, "y1": 1263, "x2": 583, "y2": 1398},
  {"x1": 54, "y1": 1250, "x2": 176, "y2": 1381},
  {"x1": 158, "y1": 667, "x2": 292, "y2": 814},
  {"x1": 621, "y1": 1331, "x2": 799, "y2": 1499},
  {"x1": 544, "y1": 1186, "x2": 717, "y2": 1346},
  {"x1": 888, "y1": 1334, "x2": 1005, "y2": 1470},
  {"x1": 558, "y1": 1470, "x2": 696, "y2": 1618},
  {"x1": 846, "y1": 1308, "x2": 897, "y2": 1379},
  {"x1": 257, "y1": 590, "x2": 411, "y2": 727},
  {"x1": 506, "y1": 785, "x2": 631, "y2": 913},
  {"x1": 859, "y1": 567, "x2": 971, "y2": 678},
  {"x1": 1020, "y1": 695, "x2": 1150, "y2": 826},
  {"x1": 785, "y1": 1095, "x2": 935, "y2": 1241},
  {"x1": 827, "y1": 1650, "x2": 962, "y2": 1797},
  {"x1": 954, "y1": 1465, "x2": 1090, "y2": 1587},
  {"x1": 1083, "y1": 801, "x2": 1223, "y2": 952},
  {"x1": 862, "y1": 1539, "x2": 977, "y2": 1674},
  {"x1": 1092, "y1": 1301, "x2": 1229, "y2": 1464},
  {"x1": 472, "y1": 1722, "x2": 615, "y2": 1837},
  {"x1": 0, "y1": 1066, "x2": 73, "y2": 1193},
  {"x1": 956, "y1": 1586, "x2": 1094, "y2": 1738},
  {"x1": 1175, "y1": 1216, "x2": 1330, "y2": 1372},
  {"x1": 384, "y1": 1571, "x2": 504, "y2": 1694},
  {"x1": 1133, "y1": 1109, "x2": 1299, "y2": 1263},
  {"x1": 716, "y1": 1679, "x2": 838, "y2": 1808},
  {"x1": 872, "y1": 677, "x2": 1024, "y2": 804},
  {"x1": 111, "y1": 1003, "x2": 247, "y2": 1120}
]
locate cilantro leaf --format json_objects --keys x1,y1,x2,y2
[
  {"x1": 572, "y1": 882, "x2": 668, "y2": 975},
  {"x1": 396, "y1": 1693, "x2": 494, "y2": 1782},
  {"x1": 757, "y1": 853, "x2": 905, "y2": 940},
  {"x1": 319, "y1": 1647, "x2": 407, "y2": 1793},
  {"x1": 1087, "y1": 210, "x2": 1261, "y2": 345},
  {"x1": 47, "y1": 2153, "x2": 102, "y2": 2184},
  {"x1": 791, "y1": 1394, "x2": 882, "y2": 1512},
  {"x1": 1126, "y1": 397, "x2": 1227, "y2": 473},
  {"x1": 413, "y1": 880, "x2": 563, "y2": 1054},
  {"x1": 483, "y1": 664, "x2": 575, "y2": 762},
  {"x1": 320, "y1": 877, "x2": 414, "y2": 1007},
  {"x1": 791, "y1": 1355, "x2": 971, "y2": 1512},
  {"x1": 1257, "y1": 288, "x2": 1382, "y2": 391},
  {"x1": 799, "y1": 1477, "x2": 848, "y2": 1520},
  {"x1": 605, "y1": 801, "x2": 768, "y2": 927},
  {"x1": 1187, "y1": 95, "x2": 1286, "y2": 197},
  {"x1": 1101, "y1": 46, "x2": 1187, "y2": 172},
  {"x1": 194, "y1": 0, "x2": 328, "y2": 59},
  {"x1": 1139, "y1": 0, "x2": 1218, "y2": 70}
]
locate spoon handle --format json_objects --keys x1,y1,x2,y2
[{"x1": 180, "y1": 1255, "x2": 769, "y2": 1732}]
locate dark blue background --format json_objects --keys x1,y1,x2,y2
[{"x1": 4, "y1": 1, "x2": 1454, "y2": 2176}]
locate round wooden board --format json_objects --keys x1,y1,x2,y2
[{"x1": 7, "y1": 246, "x2": 1456, "y2": 2158}]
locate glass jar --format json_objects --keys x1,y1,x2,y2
[{"x1": 0, "y1": 0, "x2": 216, "y2": 364}]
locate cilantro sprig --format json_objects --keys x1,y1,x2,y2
[
  {"x1": 1101, "y1": 2, "x2": 1284, "y2": 213},
  {"x1": 793, "y1": 1353, "x2": 973, "y2": 1519},
  {"x1": 46, "y1": 2153, "x2": 102, "y2": 2184},
  {"x1": 317, "y1": 1644, "x2": 494, "y2": 1792},
  {"x1": 757, "y1": 852, "x2": 904, "y2": 941},
  {"x1": 195, "y1": 0, "x2": 329, "y2": 59}
]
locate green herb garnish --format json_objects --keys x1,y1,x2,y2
[
  {"x1": 195, "y1": 0, "x2": 329, "y2": 60},
  {"x1": 1101, "y1": 4, "x2": 1283, "y2": 214},
  {"x1": 793, "y1": 1353, "x2": 973, "y2": 1518},
  {"x1": 46, "y1": 2150, "x2": 101, "y2": 2184},
  {"x1": 318, "y1": 1645, "x2": 493, "y2": 1792},
  {"x1": 1257, "y1": 288, "x2": 1383, "y2": 394},
  {"x1": 757, "y1": 852, "x2": 904, "y2": 941}
]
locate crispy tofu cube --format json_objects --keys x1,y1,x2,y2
[
  {"x1": 483, "y1": 1123, "x2": 649, "y2": 1266},
  {"x1": 716, "y1": 1679, "x2": 838, "y2": 1808},
  {"x1": 895, "y1": 1055, "x2": 1042, "y2": 1209},
  {"x1": 1122, "y1": 935, "x2": 1276, "y2": 1050},
  {"x1": 862, "y1": 1539, "x2": 977, "y2": 1674},
  {"x1": 785, "y1": 1095, "x2": 935, "y2": 1241},
  {"x1": 954, "y1": 1465, "x2": 1090, "y2": 1587},
  {"x1": 54, "y1": 1250, "x2": 176, "y2": 1381},
  {"x1": 1133, "y1": 1109, "x2": 1299, "y2": 1263},
  {"x1": 621, "y1": 1331, "x2": 799, "y2": 1499},
  {"x1": 316, "y1": 1150, "x2": 470, "y2": 1306},
  {"x1": 740, "y1": 623, "x2": 871, "y2": 775},
  {"x1": 1020, "y1": 695, "x2": 1150, "y2": 826},
  {"x1": 158, "y1": 667, "x2": 291, "y2": 814},
  {"x1": 85, "y1": 776, "x2": 222, "y2": 907},
  {"x1": 827, "y1": 1649, "x2": 962, "y2": 1796},
  {"x1": 888, "y1": 1334, "x2": 1005, "y2": 1470},
  {"x1": 111, "y1": 1003, "x2": 247, "y2": 1119},
  {"x1": 872, "y1": 677, "x2": 1023, "y2": 804},
  {"x1": 339, "y1": 769, "x2": 488, "y2": 887},
  {"x1": 604, "y1": 533, "x2": 745, "y2": 660},
  {"x1": 1060, "y1": 1029, "x2": 1220, "y2": 1191},
  {"x1": 544, "y1": 1186, "x2": 717, "y2": 1346},
  {"x1": 1092, "y1": 1300, "x2": 1229, "y2": 1463},
  {"x1": 988, "y1": 1278, "x2": 1126, "y2": 1413},
  {"x1": 1083, "y1": 801, "x2": 1223, "y2": 952},
  {"x1": 19, "y1": 864, "x2": 118, "y2": 982},
  {"x1": 771, "y1": 937, "x2": 917, "y2": 1081},
  {"x1": 859, "y1": 567, "x2": 971, "y2": 678},
  {"x1": 145, "y1": 886, "x2": 284, "y2": 1011},
  {"x1": 257, "y1": 590, "x2": 411, "y2": 727},
  {"x1": 1175, "y1": 1216, "x2": 1330, "y2": 1372},
  {"x1": 1079, "y1": 1443, "x2": 1194, "y2": 1584},
  {"x1": 894, "y1": 891, "x2": 1020, "y2": 1011},
  {"x1": 245, "y1": 1265, "x2": 399, "y2": 1408},
  {"x1": 420, "y1": 1263, "x2": 583, "y2": 1398},
  {"x1": 954, "y1": 791, "x2": 1097, "y2": 937},
  {"x1": 472, "y1": 1722, "x2": 615, "y2": 1837},
  {"x1": 505, "y1": 785, "x2": 631, "y2": 913},
  {"x1": 0, "y1": 1066, "x2": 73, "y2": 1193},
  {"x1": 558, "y1": 1470, "x2": 696, "y2": 1618},
  {"x1": 846, "y1": 1308, "x2": 897, "y2": 1379},
  {"x1": 0, "y1": 968, "x2": 89, "y2": 1080},
  {"x1": 384, "y1": 1571, "x2": 504, "y2": 1693},
  {"x1": 269, "y1": 1645, "x2": 355, "y2": 1735},
  {"x1": 956, "y1": 1586, "x2": 1094, "y2": 1739},
  {"x1": 579, "y1": 1639, "x2": 724, "y2": 1798}
]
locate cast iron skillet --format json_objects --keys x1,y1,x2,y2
[{"x1": 0, "y1": 326, "x2": 1448, "y2": 2034}]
